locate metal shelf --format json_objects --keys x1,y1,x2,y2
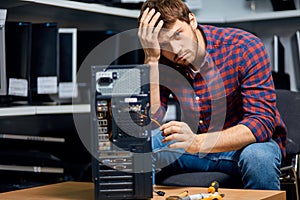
[
  {"x1": 225, "y1": 9, "x2": 300, "y2": 23},
  {"x1": 0, "y1": 104, "x2": 90, "y2": 117},
  {"x1": 0, "y1": 164, "x2": 64, "y2": 173},
  {"x1": 13, "y1": 0, "x2": 300, "y2": 24},
  {"x1": 21, "y1": 0, "x2": 140, "y2": 18}
]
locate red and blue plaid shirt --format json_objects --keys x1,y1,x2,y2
[{"x1": 154, "y1": 25, "x2": 287, "y2": 157}]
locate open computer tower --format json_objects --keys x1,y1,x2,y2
[{"x1": 90, "y1": 64, "x2": 152, "y2": 200}]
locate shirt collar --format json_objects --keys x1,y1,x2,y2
[
  {"x1": 198, "y1": 24, "x2": 214, "y2": 52},
  {"x1": 186, "y1": 52, "x2": 210, "y2": 79}
]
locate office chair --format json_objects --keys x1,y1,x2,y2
[
  {"x1": 155, "y1": 89, "x2": 300, "y2": 198},
  {"x1": 276, "y1": 89, "x2": 300, "y2": 200}
]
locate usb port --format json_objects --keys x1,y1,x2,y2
[
  {"x1": 98, "y1": 119, "x2": 108, "y2": 126},
  {"x1": 98, "y1": 127, "x2": 108, "y2": 134},
  {"x1": 98, "y1": 134, "x2": 109, "y2": 141}
]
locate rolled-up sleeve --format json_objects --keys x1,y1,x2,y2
[{"x1": 238, "y1": 38, "x2": 277, "y2": 142}]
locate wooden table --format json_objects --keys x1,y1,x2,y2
[{"x1": 0, "y1": 181, "x2": 286, "y2": 200}]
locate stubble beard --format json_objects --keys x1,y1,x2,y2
[{"x1": 178, "y1": 28, "x2": 200, "y2": 71}]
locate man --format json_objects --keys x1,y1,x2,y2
[{"x1": 138, "y1": 0, "x2": 286, "y2": 190}]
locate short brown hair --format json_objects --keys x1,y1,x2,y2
[{"x1": 138, "y1": 0, "x2": 192, "y2": 28}]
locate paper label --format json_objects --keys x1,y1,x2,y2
[
  {"x1": 8, "y1": 78, "x2": 28, "y2": 97},
  {"x1": 37, "y1": 76, "x2": 58, "y2": 94},
  {"x1": 59, "y1": 82, "x2": 78, "y2": 98}
]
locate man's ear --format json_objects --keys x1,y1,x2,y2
[{"x1": 189, "y1": 13, "x2": 197, "y2": 30}]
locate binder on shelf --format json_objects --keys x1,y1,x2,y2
[
  {"x1": 291, "y1": 31, "x2": 300, "y2": 91},
  {"x1": 272, "y1": 35, "x2": 290, "y2": 90},
  {"x1": 58, "y1": 28, "x2": 78, "y2": 102},
  {"x1": 5, "y1": 21, "x2": 32, "y2": 104},
  {"x1": 30, "y1": 22, "x2": 59, "y2": 105}
]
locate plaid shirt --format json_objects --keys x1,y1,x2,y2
[{"x1": 154, "y1": 25, "x2": 287, "y2": 157}]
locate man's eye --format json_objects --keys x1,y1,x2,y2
[
  {"x1": 174, "y1": 32, "x2": 180, "y2": 37},
  {"x1": 160, "y1": 43, "x2": 167, "y2": 48}
]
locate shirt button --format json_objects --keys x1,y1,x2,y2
[
  {"x1": 199, "y1": 120, "x2": 204, "y2": 124},
  {"x1": 195, "y1": 96, "x2": 200, "y2": 101}
]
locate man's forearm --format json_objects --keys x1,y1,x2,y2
[
  {"x1": 194, "y1": 124, "x2": 256, "y2": 153},
  {"x1": 148, "y1": 61, "x2": 161, "y2": 115}
]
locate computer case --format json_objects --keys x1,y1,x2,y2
[
  {"x1": 91, "y1": 64, "x2": 152, "y2": 200},
  {"x1": 291, "y1": 31, "x2": 300, "y2": 91},
  {"x1": 5, "y1": 21, "x2": 32, "y2": 104},
  {"x1": 272, "y1": 35, "x2": 290, "y2": 90},
  {"x1": 58, "y1": 28, "x2": 78, "y2": 102},
  {"x1": 30, "y1": 22, "x2": 59, "y2": 104},
  {"x1": 0, "y1": 9, "x2": 7, "y2": 103},
  {"x1": 271, "y1": 0, "x2": 296, "y2": 11}
]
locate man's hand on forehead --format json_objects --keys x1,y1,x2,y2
[
  {"x1": 138, "y1": 7, "x2": 164, "y2": 63},
  {"x1": 140, "y1": 7, "x2": 162, "y2": 28}
]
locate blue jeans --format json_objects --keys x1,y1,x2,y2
[{"x1": 152, "y1": 129, "x2": 282, "y2": 190}]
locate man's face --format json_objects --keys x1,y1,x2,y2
[{"x1": 158, "y1": 19, "x2": 199, "y2": 67}]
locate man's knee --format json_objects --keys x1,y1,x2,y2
[
  {"x1": 239, "y1": 140, "x2": 281, "y2": 168},
  {"x1": 238, "y1": 140, "x2": 282, "y2": 189}
]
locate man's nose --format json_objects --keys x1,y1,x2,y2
[{"x1": 169, "y1": 41, "x2": 181, "y2": 54}]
